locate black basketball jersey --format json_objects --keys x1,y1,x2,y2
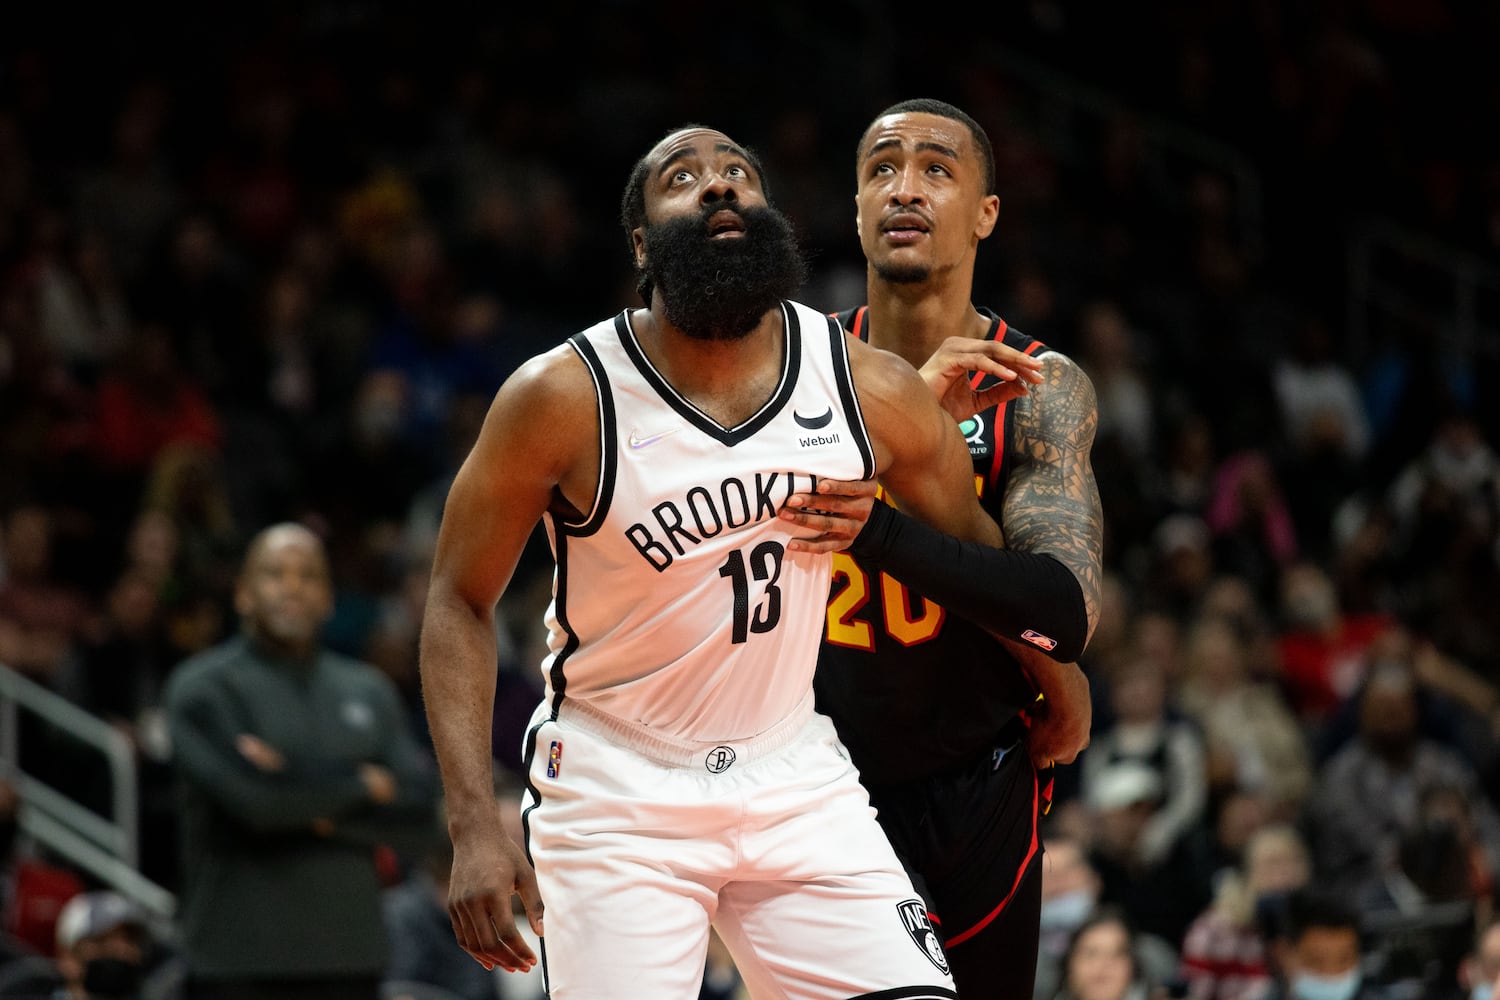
[{"x1": 814, "y1": 306, "x2": 1051, "y2": 786}]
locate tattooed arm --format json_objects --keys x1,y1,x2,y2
[
  {"x1": 995, "y1": 351, "x2": 1102, "y2": 765},
  {"x1": 1002, "y1": 351, "x2": 1104, "y2": 642}
]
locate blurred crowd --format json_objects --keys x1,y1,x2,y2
[{"x1": 1, "y1": 2, "x2": 1499, "y2": 999}]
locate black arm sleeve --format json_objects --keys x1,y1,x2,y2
[{"x1": 848, "y1": 499, "x2": 1088, "y2": 662}]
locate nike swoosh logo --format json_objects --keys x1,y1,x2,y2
[
  {"x1": 793, "y1": 407, "x2": 833, "y2": 430},
  {"x1": 628, "y1": 427, "x2": 679, "y2": 449}
]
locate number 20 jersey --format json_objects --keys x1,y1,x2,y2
[
  {"x1": 540, "y1": 300, "x2": 876, "y2": 744},
  {"x1": 815, "y1": 306, "x2": 1049, "y2": 786}
]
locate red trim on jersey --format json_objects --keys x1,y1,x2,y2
[
  {"x1": 942, "y1": 761, "x2": 1042, "y2": 948},
  {"x1": 978, "y1": 326, "x2": 1047, "y2": 493}
]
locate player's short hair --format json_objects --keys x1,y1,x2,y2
[
  {"x1": 860, "y1": 98, "x2": 996, "y2": 196},
  {"x1": 620, "y1": 124, "x2": 772, "y2": 306}
]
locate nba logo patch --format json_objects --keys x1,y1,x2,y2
[
  {"x1": 897, "y1": 899, "x2": 950, "y2": 976},
  {"x1": 547, "y1": 740, "x2": 563, "y2": 779},
  {"x1": 1022, "y1": 629, "x2": 1058, "y2": 651}
]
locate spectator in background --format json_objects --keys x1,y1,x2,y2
[
  {"x1": 1305, "y1": 658, "x2": 1500, "y2": 906},
  {"x1": 1075, "y1": 298, "x2": 1155, "y2": 464},
  {"x1": 1256, "y1": 890, "x2": 1391, "y2": 1000},
  {"x1": 1271, "y1": 315, "x2": 1370, "y2": 563},
  {"x1": 1036, "y1": 837, "x2": 1179, "y2": 1000},
  {"x1": 1177, "y1": 616, "x2": 1312, "y2": 818},
  {"x1": 52, "y1": 890, "x2": 178, "y2": 999},
  {"x1": 1082, "y1": 656, "x2": 1208, "y2": 872},
  {"x1": 1359, "y1": 815, "x2": 1480, "y2": 999},
  {"x1": 1048, "y1": 906, "x2": 1165, "y2": 1000},
  {"x1": 1271, "y1": 316, "x2": 1369, "y2": 462},
  {"x1": 164, "y1": 522, "x2": 441, "y2": 1000},
  {"x1": 0, "y1": 888, "x2": 180, "y2": 1000},
  {"x1": 1178, "y1": 823, "x2": 1312, "y2": 1000},
  {"x1": 1274, "y1": 561, "x2": 1396, "y2": 729},
  {"x1": 1204, "y1": 449, "x2": 1299, "y2": 605},
  {"x1": 1458, "y1": 920, "x2": 1500, "y2": 1000},
  {"x1": 0, "y1": 502, "x2": 94, "y2": 683},
  {"x1": 1082, "y1": 758, "x2": 1215, "y2": 948},
  {"x1": 89, "y1": 323, "x2": 222, "y2": 494},
  {"x1": 1144, "y1": 514, "x2": 1217, "y2": 624}
]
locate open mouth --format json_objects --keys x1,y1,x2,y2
[{"x1": 708, "y1": 210, "x2": 746, "y2": 238}]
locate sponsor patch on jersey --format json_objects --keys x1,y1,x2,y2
[
  {"x1": 1022, "y1": 629, "x2": 1058, "y2": 651},
  {"x1": 547, "y1": 740, "x2": 563, "y2": 779},
  {"x1": 705, "y1": 746, "x2": 737, "y2": 773},
  {"x1": 793, "y1": 405, "x2": 833, "y2": 429},
  {"x1": 897, "y1": 899, "x2": 950, "y2": 976}
]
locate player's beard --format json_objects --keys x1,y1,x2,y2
[
  {"x1": 872, "y1": 258, "x2": 931, "y2": 284},
  {"x1": 640, "y1": 203, "x2": 807, "y2": 341}
]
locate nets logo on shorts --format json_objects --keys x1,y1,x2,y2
[
  {"x1": 705, "y1": 746, "x2": 736, "y2": 773},
  {"x1": 897, "y1": 899, "x2": 950, "y2": 976}
]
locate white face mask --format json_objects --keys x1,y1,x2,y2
[
  {"x1": 1292, "y1": 970, "x2": 1359, "y2": 1000},
  {"x1": 1039, "y1": 888, "x2": 1095, "y2": 932},
  {"x1": 1473, "y1": 983, "x2": 1493, "y2": 1000}
]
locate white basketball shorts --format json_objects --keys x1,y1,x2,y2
[{"x1": 520, "y1": 695, "x2": 958, "y2": 999}]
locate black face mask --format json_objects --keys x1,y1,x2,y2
[
  {"x1": 639, "y1": 202, "x2": 807, "y2": 341},
  {"x1": 82, "y1": 956, "x2": 144, "y2": 997}
]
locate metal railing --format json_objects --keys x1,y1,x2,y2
[{"x1": 0, "y1": 664, "x2": 176, "y2": 922}]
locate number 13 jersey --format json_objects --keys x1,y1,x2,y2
[{"x1": 540, "y1": 300, "x2": 876, "y2": 743}]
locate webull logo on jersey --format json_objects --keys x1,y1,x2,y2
[{"x1": 626, "y1": 471, "x2": 817, "y2": 571}]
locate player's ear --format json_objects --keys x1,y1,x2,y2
[
  {"x1": 975, "y1": 194, "x2": 999, "y2": 240},
  {"x1": 632, "y1": 228, "x2": 647, "y2": 269}
]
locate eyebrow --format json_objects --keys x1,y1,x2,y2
[
  {"x1": 864, "y1": 137, "x2": 961, "y2": 162},
  {"x1": 656, "y1": 141, "x2": 750, "y2": 180}
]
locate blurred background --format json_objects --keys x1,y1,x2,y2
[{"x1": 1, "y1": 2, "x2": 1498, "y2": 998}]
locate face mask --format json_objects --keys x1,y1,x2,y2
[
  {"x1": 1039, "y1": 888, "x2": 1095, "y2": 931},
  {"x1": 1292, "y1": 970, "x2": 1359, "y2": 1000},
  {"x1": 82, "y1": 956, "x2": 144, "y2": 997},
  {"x1": 1473, "y1": 984, "x2": 1493, "y2": 1000}
]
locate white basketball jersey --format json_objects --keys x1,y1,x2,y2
[{"x1": 539, "y1": 300, "x2": 875, "y2": 742}]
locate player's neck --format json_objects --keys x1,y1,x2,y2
[
  {"x1": 864, "y1": 275, "x2": 989, "y2": 369},
  {"x1": 633, "y1": 305, "x2": 786, "y2": 425}
]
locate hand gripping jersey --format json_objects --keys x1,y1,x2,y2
[
  {"x1": 541, "y1": 300, "x2": 876, "y2": 742},
  {"x1": 815, "y1": 306, "x2": 1050, "y2": 785}
]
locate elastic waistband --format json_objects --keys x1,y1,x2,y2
[{"x1": 555, "y1": 694, "x2": 816, "y2": 770}]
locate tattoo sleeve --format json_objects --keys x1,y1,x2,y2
[{"x1": 1002, "y1": 353, "x2": 1105, "y2": 641}]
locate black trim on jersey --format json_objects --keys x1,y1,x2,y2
[
  {"x1": 519, "y1": 720, "x2": 544, "y2": 866},
  {"x1": 845, "y1": 989, "x2": 959, "y2": 999},
  {"x1": 547, "y1": 532, "x2": 580, "y2": 714},
  {"x1": 826, "y1": 313, "x2": 876, "y2": 480},
  {"x1": 561, "y1": 330, "x2": 618, "y2": 537},
  {"x1": 617, "y1": 302, "x2": 801, "y2": 446}
]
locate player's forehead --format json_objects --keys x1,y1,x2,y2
[
  {"x1": 647, "y1": 127, "x2": 750, "y2": 172},
  {"x1": 860, "y1": 111, "x2": 973, "y2": 164}
]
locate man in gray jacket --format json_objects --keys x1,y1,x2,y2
[{"x1": 165, "y1": 522, "x2": 441, "y2": 1000}]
